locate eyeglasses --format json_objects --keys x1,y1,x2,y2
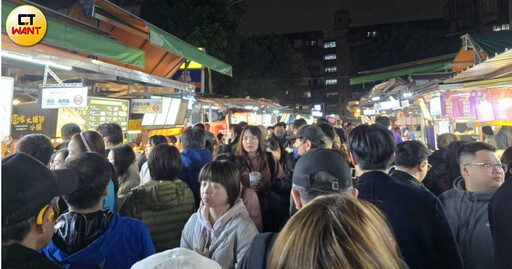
[
  {"x1": 464, "y1": 162, "x2": 508, "y2": 173},
  {"x1": 426, "y1": 163, "x2": 432, "y2": 170}
]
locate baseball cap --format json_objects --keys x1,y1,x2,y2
[
  {"x1": 293, "y1": 148, "x2": 352, "y2": 191},
  {"x1": 131, "y1": 248, "x2": 222, "y2": 269},
  {"x1": 2, "y1": 153, "x2": 79, "y2": 227},
  {"x1": 287, "y1": 124, "x2": 325, "y2": 143}
]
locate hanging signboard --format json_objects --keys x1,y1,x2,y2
[
  {"x1": 363, "y1": 108, "x2": 377, "y2": 116},
  {"x1": 130, "y1": 99, "x2": 163, "y2": 114},
  {"x1": 56, "y1": 97, "x2": 129, "y2": 137},
  {"x1": 376, "y1": 99, "x2": 400, "y2": 110},
  {"x1": 40, "y1": 87, "x2": 88, "y2": 109},
  {"x1": 141, "y1": 97, "x2": 189, "y2": 126},
  {"x1": 430, "y1": 96, "x2": 442, "y2": 116},
  {"x1": 1, "y1": 77, "x2": 14, "y2": 140},
  {"x1": 11, "y1": 102, "x2": 58, "y2": 139}
]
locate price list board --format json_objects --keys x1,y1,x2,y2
[{"x1": 56, "y1": 97, "x2": 129, "y2": 137}]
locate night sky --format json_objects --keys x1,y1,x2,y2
[{"x1": 243, "y1": 0, "x2": 449, "y2": 34}]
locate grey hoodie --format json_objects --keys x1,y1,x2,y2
[
  {"x1": 439, "y1": 177, "x2": 497, "y2": 269},
  {"x1": 180, "y1": 199, "x2": 258, "y2": 269}
]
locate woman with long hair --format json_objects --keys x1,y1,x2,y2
[
  {"x1": 268, "y1": 194, "x2": 404, "y2": 269},
  {"x1": 236, "y1": 126, "x2": 283, "y2": 231},
  {"x1": 67, "y1": 130, "x2": 119, "y2": 212},
  {"x1": 108, "y1": 144, "x2": 141, "y2": 210},
  {"x1": 236, "y1": 126, "x2": 283, "y2": 193}
]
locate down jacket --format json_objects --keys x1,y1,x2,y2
[
  {"x1": 119, "y1": 179, "x2": 195, "y2": 252},
  {"x1": 180, "y1": 199, "x2": 258, "y2": 269}
]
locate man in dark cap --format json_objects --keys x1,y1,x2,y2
[
  {"x1": 2, "y1": 153, "x2": 79, "y2": 268},
  {"x1": 240, "y1": 148, "x2": 353, "y2": 269}
]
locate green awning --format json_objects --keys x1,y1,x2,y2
[
  {"x1": 147, "y1": 24, "x2": 232, "y2": 77},
  {"x1": 471, "y1": 31, "x2": 512, "y2": 57},
  {"x1": 350, "y1": 62, "x2": 448, "y2": 85},
  {"x1": 2, "y1": 1, "x2": 145, "y2": 68}
]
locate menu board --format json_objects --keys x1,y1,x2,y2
[
  {"x1": 56, "y1": 97, "x2": 129, "y2": 137},
  {"x1": 442, "y1": 91, "x2": 478, "y2": 119}
]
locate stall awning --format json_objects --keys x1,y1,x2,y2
[
  {"x1": 147, "y1": 24, "x2": 232, "y2": 77},
  {"x1": 444, "y1": 49, "x2": 512, "y2": 83},
  {"x1": 350, "y1": 62, "x2": 449, "y2": 85},
  {"x1": 471, "y1": 31, "x2": 512, "y2": 57},
  {"x1": 2, "y1": 1, "x2": 145, "y2": 68}
]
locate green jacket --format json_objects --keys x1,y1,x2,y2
[{"x1": 119, "y1": 179, "x2": 195, "y2": 252}]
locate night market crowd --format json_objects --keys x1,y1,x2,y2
[{"x1": 2, "y1": 118, "x2": 512, "y2": 269}]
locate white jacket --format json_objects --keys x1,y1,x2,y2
[{"x1": 180, "y1": 199, "x2": 258, "y2": 269}]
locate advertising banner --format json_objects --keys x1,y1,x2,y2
[{"x1": 11, "y1": 102, "x2": 58, "y2": 139}]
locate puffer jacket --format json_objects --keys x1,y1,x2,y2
[
  {"x1": 119, "y1": 179, "x2": 195, "y2": 252},
  {"x1": 117, "y1": 163, "x2": 141, "y2": 210},
  {"x1": 42, "y1": 211, "x2": 155, "y2": 269},
  {"x1": 180, "y1": 199, "x2": 258, "y2": 269},
  {"x1": 440, "y1": 177, "x2": 497, "y2": 269}
]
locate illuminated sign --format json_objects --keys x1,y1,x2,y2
[
  {"x1": 1, "y1": 77, "x2": 14, "y2": 139},
  {"x1": 40, "y1": 87, "x2": 88, "y2": 109},
  {"x1": 376, "y1": 99, "x2": 400, "y2": 110},
  {"x1": 141, "y1": 97, "x2": 189, "y2": 126},
  {"x1": 430, "y1": 96, "x2": 442, "y2": 116},
  {"x1": 131, "y1": 99, "x2": 163, "y2": 114}
]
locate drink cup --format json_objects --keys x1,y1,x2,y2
[{"x1": 249, "y1": 171, "x2": 262, "y2": 188}]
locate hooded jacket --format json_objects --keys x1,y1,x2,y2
[
  {"x1": 119, "y1": 180, "x2": 195, "y2": 252},
  {"x1": 440, "y1": 177, "x2": 497, "y2": 269},
  {"x1": 180, "y1": 149, "x2": 213, "y2": 208},
  {"x1": 180, "y1": 199, "x2": 258, "y2": 269},
  {"x1": 42, "y1": 211, "x2": 155, "y2": 269}
]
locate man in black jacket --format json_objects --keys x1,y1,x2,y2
[
  {"x1": 240, "y1": 148, "x2": 353, "y2": 269},
  {"x1": 390, "y1": 140, "x2": 431, "y2": 191},
  {"x1": 489, "y1": 177, "x2": 512, "y2": 269},
  {"x1": 2, "y1": 153, "x2": 78, "y2": 269},
  {"x1": 348, "y1": 124, "x2": 463, "y2": 269}
]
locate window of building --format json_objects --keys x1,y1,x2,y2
[
  {"x1": 326, "y1": 91, "x2": 338, "y2": 97},
  {"x1": 493, "y1": 24, "x2": 510, "y2": 31},
  {"x1": 367, "y1": 31, "x2": 377, "y2": 38},
  {"x1": 325, "y1": 79, "x2": 338, "y2": 85},
  {"x1": 324, "y1": 41, "x2": 336, "y2": 48},
  {"x1": 310, "y1": 66, "x2": 321, "y2": 72},
  {"x1": 310, "y1": 40, "x2": 317, "y2": 46},
  {"x1": 302, "y1": 91, "x2": 312, "y2": 98},
  {"x1": 324, "y1": 54, "x2": 337, "y2": 60},
  {"x1": 325, "y1": 66, "x2": 337, "y2": 73}
]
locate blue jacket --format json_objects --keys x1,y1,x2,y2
[
  {"x1": 357, "y1": 171, "x2": 463, "y2": 269},
  {"x1": 42, "y1": 213, "x2": 155, "y2": 269},
  {"x1": 180, "y1": 149, "x2": 213, "y2": 208}
]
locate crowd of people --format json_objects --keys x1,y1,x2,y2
[{"x1": 2, "y1": 118, "x2": 512, "y2": 269}]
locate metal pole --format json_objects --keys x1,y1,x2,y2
[{"x1": 209, "y1": 104, "x2": 213, "y2": 123}]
